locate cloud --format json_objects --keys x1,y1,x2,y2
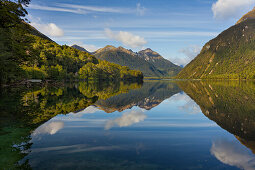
[
  {"x1": 136, "y1": 3, "x2": 146, "y2": 16},
  {"x1": 31, "y1": 144, "x2": 127, "y2": 153},
  {"x1": 58, "y1": 3, "x2": 132, "y2": 14},
  {"x1": 169, "y1": 45, "x2": 201, "y2": 66},
  {"x1": 31, "y1": 22, "x2": 64, "y2": 37},
  {"x1": 173, "y1": 45, "x2": 201, "y2": 66},
  {"x1": 105, "y1": 28, "x2": 147, "y2": 48},
  {"x1": 179, "y1": 45, "x2": 201, "y2": 60},
  {"x1": 211, "y1": 139, "x2": 255, "y2": 170},
  {"x1": 28, "y1": 3, "x2": 136, "y2": 15},
  {"x1": 212, "y1": 0, "x2": 255, "y2": 19},
  {"x1": 28, "y1": 4, "x2": 86, "y2": 14},
  {"x1": 105, "y1": 110, "x2": 147, "y2": 130},
  {"x1": 80, "y1": 44, "x2": 100, "y2": 52},
  {"x1": 32, "y1": 121, "x2": 64, "y2": 136}
]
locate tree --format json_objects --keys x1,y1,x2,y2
[{"x1": 0, "y1": 0, "x2": 32, "y2": 84}]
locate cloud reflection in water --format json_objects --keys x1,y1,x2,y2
[
  {"x1": 32, "y1": 121, "x2": 64, "y2": 136},
  {"x1": 211, "y1": 139, "x2": 255, "y2": 170},
  {"x1": 105, "y1": 110, "x2": 147, "y2": 130}
]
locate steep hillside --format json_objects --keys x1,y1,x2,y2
[
  {"x1": 177, "y1": 9, "x2": 255, "y2": 79},
  {"x1": 138, "y1": 48, "x2": 182, "y2": 76},
  {"x1": 94, "y1": 46, "x2": 181, "y2": 77}
]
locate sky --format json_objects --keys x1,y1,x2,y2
[{"x1": 26, "y1": 0, "x2": 255, "y2": 66}]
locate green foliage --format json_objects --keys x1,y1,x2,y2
[
  {"x1": 0, "y1": 1, "x2": 143, "y2": 85},
  {"x1": 78, "y1": 59, "x2": 143, "y2": 81},
  {"x1": 22, "y1": 66, "x2": 47, "y2": 79},
  {"x1": 0, "y1": 1, "x2": 34, "y2": 84}
]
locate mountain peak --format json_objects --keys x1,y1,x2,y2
[
  {"x1": 144, "y1": 48, "x2": 153, "y2": 51},
  {"x1": 96, "y1": 45, "x2": 116, "y2": 53},
  {"x1": 138, "y1": 48, "x2": 162, "y2": 60},
  {"x1": 236, "y1": 7, "x2": 255, "y2": 24},
  {"x1": 117, "y1": 46, "x2": 136, "y2": 56},
  {"x1": 71, "y1": 45, "x2": 90, "y2": 53}
]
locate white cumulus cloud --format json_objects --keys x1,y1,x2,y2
[
  {"x1": 104, "y1": 28, "x2": 147, "y2": 48},
  {"x1": 105, "y1": 110, "x2": 147, "y2": 130},
  {"x1": 211, "y1": 139, "x2": 255, "y2": 170},
  {"x1": 212, "y1": 0, "x2": 255, "y2": 19},
  {"x1": 31, "y1": 22, "x2": 64, "y2": 37}
]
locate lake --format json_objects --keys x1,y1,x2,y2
[{"x1": 1, "y1": 80, "x2": 255, "y2": 169}]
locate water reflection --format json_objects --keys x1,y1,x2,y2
[
  {"x1": 211, "y1": 139, "x2": 255, "y2": 170},
  {"x1": 177, "y1": 80, "x2": 255, "y2": 140},
  {"x1": 1, "y1": 80, "x2": 255, "y2": 169},
  {"x1": 169, "y1": 93, "x2": 201, "y2": 114},
  {"x1": 32, "y1": 121, "x2": 64, "y2": 136},
  {"x1": 105, "y1": 110, "x2": 147, "y2": 130},
  {"x1": 178, "y1": 80, "x2": 255, "y2": 169}
]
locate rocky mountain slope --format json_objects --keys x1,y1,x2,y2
[
  {"x1": 177, "y1": 8, "x2": 255, "y2": 79},
  {"x1": 91, "y1": 45, "x2": 181, "y2": 77}
]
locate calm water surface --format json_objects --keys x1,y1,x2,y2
[{"x1": 1, "y1": 80, "x2": 255, "y2": 169}]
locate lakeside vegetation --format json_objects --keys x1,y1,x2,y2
[{"x1": 0, "y1": 0, "x2": 143, "y2": 85}]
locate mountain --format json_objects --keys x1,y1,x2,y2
[
  {"x1": 236, "y1": 7, "x2": 255, "y2": 24},
  {"x1": 95, "y1": 81, "x2": 181, "y2": 113},
  {"x1": 93, "y1": 46, "x2": 181, "y2": 77},
  {"x1": 138, "y1": 48, "x2": 182, "y2": 76},
  {"x1": 71, "y1": 45, "x2": 90, "y2": 53},
  {"x1": 177, "y1": 9, "x2": 255, "y2": 79}
]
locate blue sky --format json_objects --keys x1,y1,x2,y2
[{"x1": 26, "y1": 0, "x2": 255, "y2": 66}]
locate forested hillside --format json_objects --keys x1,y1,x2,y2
[{"x1": 0, "y1": 0, "x2": 143, "y2": 85}]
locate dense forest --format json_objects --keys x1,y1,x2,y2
[{"x1": 0, "y1": 0, "x2": 143, "y2": 85}]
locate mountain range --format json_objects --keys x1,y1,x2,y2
[
  {"x1": 177, "y1": 8, "x2": 255, "y2": 79},
  {"x1": 72, "y1": 45, "x2": 182, "y2": 77}
]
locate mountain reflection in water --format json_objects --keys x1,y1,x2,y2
[{"x1": 1, "y1": 80, "x2": 255, "y2": 169}]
